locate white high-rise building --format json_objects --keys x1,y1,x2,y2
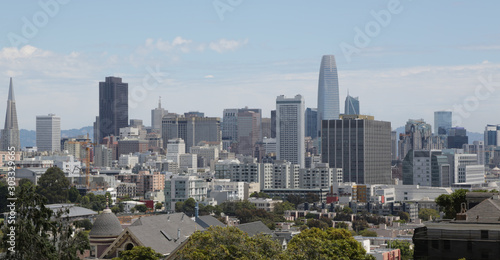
[
  {"x1": 276, "y1": 95, "x2": 305, "y2": 168},
  {"x1": 36, "y1": 114, "x2": 61, "y2": 152}
]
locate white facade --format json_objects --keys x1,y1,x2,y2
[
  {"x1": 119, "y1": 126, "x2": 140, "y2": 139},
  {"x1": 273, "y1": 160, "x2": 300, "y2": 189},
  {"x1": 118, "y1": 154, "x2": 139, "y2": 168},
  {"x1": 248, "y1": 197, "x2": 282, "y2": 212},
  {"x1": 167, "y1": 138, "x2": 185, "y2": 154},
  {"x1": 299, "y1": 163, "x2": 342, "y2": 189},
  {"x1": 453, "y1": 154, "x2": 485, "y2": 185},
  {"x1": 207, "y1": 179, "x2": 247, "y2": 203},
  {"x1": 190, "y1": 144, "x2": 219, "y2": 168},
  {"x1": 179, "y1": 153, "x2": 197, "y2": 171},
  {"x1": 463, "y1": 141, "x2": 485, "y2": 165},
  {"x1": 276, "y1": 95, "x2": 305, "y2": 168},
  {"x1": 262, "y1": 137, "x2": 277, "y2": 154},
  {"x1": 36, "y1": 114, "x2": 61, "y2": 152},
  {"x1": 164, "y1": 175, "x2": 208, "y2": 211}
]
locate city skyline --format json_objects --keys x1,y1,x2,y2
[{"x1": 1, "y1": 2, "x2": 500, "y2": 132}]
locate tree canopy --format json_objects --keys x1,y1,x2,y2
[
  {"x1": 388, "y1": 240, "x2": 413, "y2": 260},
  {"x1": 112, "y1": 246, "x2": 163, "y2": 260},
  {"x1": 1, "y1": 184, "x2": 89, "y2": 259},
  {"x1": 174, "y1": 226, "x2": 284, "y2": 259},
  {"x1": 286, "y1": 228, "x2": 375, "y2": 260},
  {"x1": 36, "y1": 166, "x2": 70, "y2": 204},
  {"x1": 435, "y1": 189, "x2": 468, "y2": 219},
  {"x1": 418, "y1": 208, "x2": 440, "y2": 221}
]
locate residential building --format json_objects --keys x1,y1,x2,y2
[
  {"x1": 299, "y1": 163, "x2": 343, "y2": 189},
  {"x1": 164, "y1": 175, "x2": 208, "y2": 211}
]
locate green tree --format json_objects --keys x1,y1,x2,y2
[
  {"x1": 174, "y1": 226, "x2": 284, "y2": 259},
  {"x1": 36, "y1": 167, "x2": 70, "y2": 203},
  {"x1": 305, "y1": 193, "x2": 319, "y2": 203},
  {"x1": 352, "y1": 219, "x2": 370, "y2": 232},
  {"x1": 358, "y1": 229, "x2": 378, "y2": 237},
  {"x1": 250, "y1": 191, "x2": 270, "y2": 198},
  {"x1": 418, "y1": 208, "x2": 440, "y2": 221},
  {"x1": 306, "y1": 219, "x2": 329, "y2": 230},
  {"x1": 74, "y1": 219, "x2": 92, "y2": 231},
  {"x1": 0, "y1": 184, "x2": 89, "y2": 259},
  {"x1": 68, "y1": 186, "x2": 80, "y2": 203},
  {"x1": 273, "y1": 201, "x2": 295, "y2": 215},
  {"x1": 112, "y1": 246, "x2": 162, "y2": 260},
  {"x1": 335, "y1": 221, "x2": 349, "y2": 229},
  {"x1": 342, "y1": 206, "x2": 353, "y2": 214},
  {"x1": 286, "y1": 228, "x2": 375, "y2": 260},
  {"x1": 398, "y1": 211, "x2": 410, "y2": 222},
  {"x1": 387, "y1": 240, "x2": 413, "y2": 260},
  {"x1": 435, "y1": 189, "x2": 468, "y2": 219},
  {"x1": 134, "y1": 204, "x2": 148, "y2": 213},
  {"x1": 286, "y1": 194, "x2": 305, "y2": 207},
  {"x1": 155, "y1": 202, "x2": 162, "y2": 210}
]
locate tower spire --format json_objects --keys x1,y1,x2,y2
[
  {"x1": 1, "y1": 78, "x2": 20, "y2": 151},
  {"x1": 158, "y1": 96, "x2": 161, "y2": 109}
]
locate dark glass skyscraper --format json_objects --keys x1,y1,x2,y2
[
  {"x1": 317, "y1": 55, "x2": 340, "y2": 137},
  {"x1": 305, "y1": 108, "x2": 318, "y2": 139},
  {"x1": 1, "y1": 78, "x2": 20, "y2": 151},
  {"x1": 344, "y1": 95, "x2": 359, "y2": 115},
  {"x1": 98, "y1": 77, "x2": 128, "y2": 143}
]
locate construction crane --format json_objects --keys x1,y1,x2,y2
[{"x1": 65, "y1": 133, "x2": 96, "y2": 189}]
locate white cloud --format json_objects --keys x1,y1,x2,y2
[
  {"x1": 204, "y1": 75, "x2": 214, "y2": 79},
  {"x1": 209, "y1": 38, "x2": 248, "y2": 53}
]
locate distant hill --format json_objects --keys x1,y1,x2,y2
[
  {"x1": 20, "y1": 126, "x2": 93, "y2": 148},
  {"x1": 393, "y1": 126, "x2": 483, "y2": 144}
]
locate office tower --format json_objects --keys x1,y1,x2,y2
[
  {"x1": 317, "y1": 55, "x2": 340, "y2": 137},
  {"x1": 321, "y1": 115, "x2": 391, "y2": 184},
  {"x1": 447, "y1": 127, "x2": 468, "y2": 149},
  {"x1": 261, "y1": 118, "x2": 272, "y2": 138},
  {"x1": 36, "y1": 114, "x2": 61, "y2": 152},
  {"x1": 344, "y1": 95, "x2": 360, "y2": 115},
  {"x1": 1, "y1": 78, "x2": 20, "y2": 151},
  {"x1": 270, "y1": 110, "x2": 276, "y2": 138},
  {"x1": 434, "y1": 111, "x2": 452, "y2": 135},
  {"x1": 151, "y1": 97, "x2": 167, "y2": 133},
  {"x1": 484, "y1": 125, "x2": 500, "y2": 146},
  {"x1": 276, "y1": 95, "x2": 305, "y2": 167},
  {"x1": 402, "y1": 150, "x2": 450, "y2": 187},
  {"x1": 305, "y1": 108, "x2": 318, "y2": 139},
  {"x1": 222, "y1": 109, "x2": 238, "y2": 147},
  {"x1": 162, "y1": 115, "x2": 221, "y2": 153},
  {"x1": 398, "y1": 119, "x2": 436, "y2": 160},
  {"x1": 463, "y1": 141, "x2": 485, "y2": 165},
  {"x1": 237, "y1": 109, "x2": 262, "y2": 156},
  {"x1": 391, "y1": 131, "x2": 398, "y2": 161},
  {"x1": 451, "y1": 153, "x2": 484, "y2": 185},
  {"x1": 98, "y1": 76, "x2": 128, "y2": 143}
]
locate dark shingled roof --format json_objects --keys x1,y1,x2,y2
[
  {"x1": 238, "y1": 221, "x2": 275, "y2": 237},
  {"x1": 126, "y1": 213, "x2": 204, "y2": 255},
  {"x1": 195, "y1": 215, "x2": 226, "y2": 229},
  {"x1": 462, "y1": 197, "x2": 500, "y2": 223},
  {"x1": 89, "y1": 209, "x2": 123, "y2": 237}
]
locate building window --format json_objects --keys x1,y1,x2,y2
[
  {"x1": 481, "y1": 230, "x2": 488, "y2": 239},
  {"x1": 443, "y1": 240, "x2": 450, "y2": 250}
]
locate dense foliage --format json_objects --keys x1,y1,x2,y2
[
  {"x1": 435, "y1": 189, "x2": 468, "y2": 219},
  {"x1": 36, "y1": 166, "x2": 70, "y2": 204}
]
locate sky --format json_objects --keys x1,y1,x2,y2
[{"x1": 1, "y1": 1, "x2": 500, "y2": 132}]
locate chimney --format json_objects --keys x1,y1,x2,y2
[{"x1": 177, "y1": 228, "x2": 181, "y2": 241}]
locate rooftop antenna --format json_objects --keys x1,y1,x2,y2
[{"x1": 158, "y1": 96, "x2": 162, "y2": 109}]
